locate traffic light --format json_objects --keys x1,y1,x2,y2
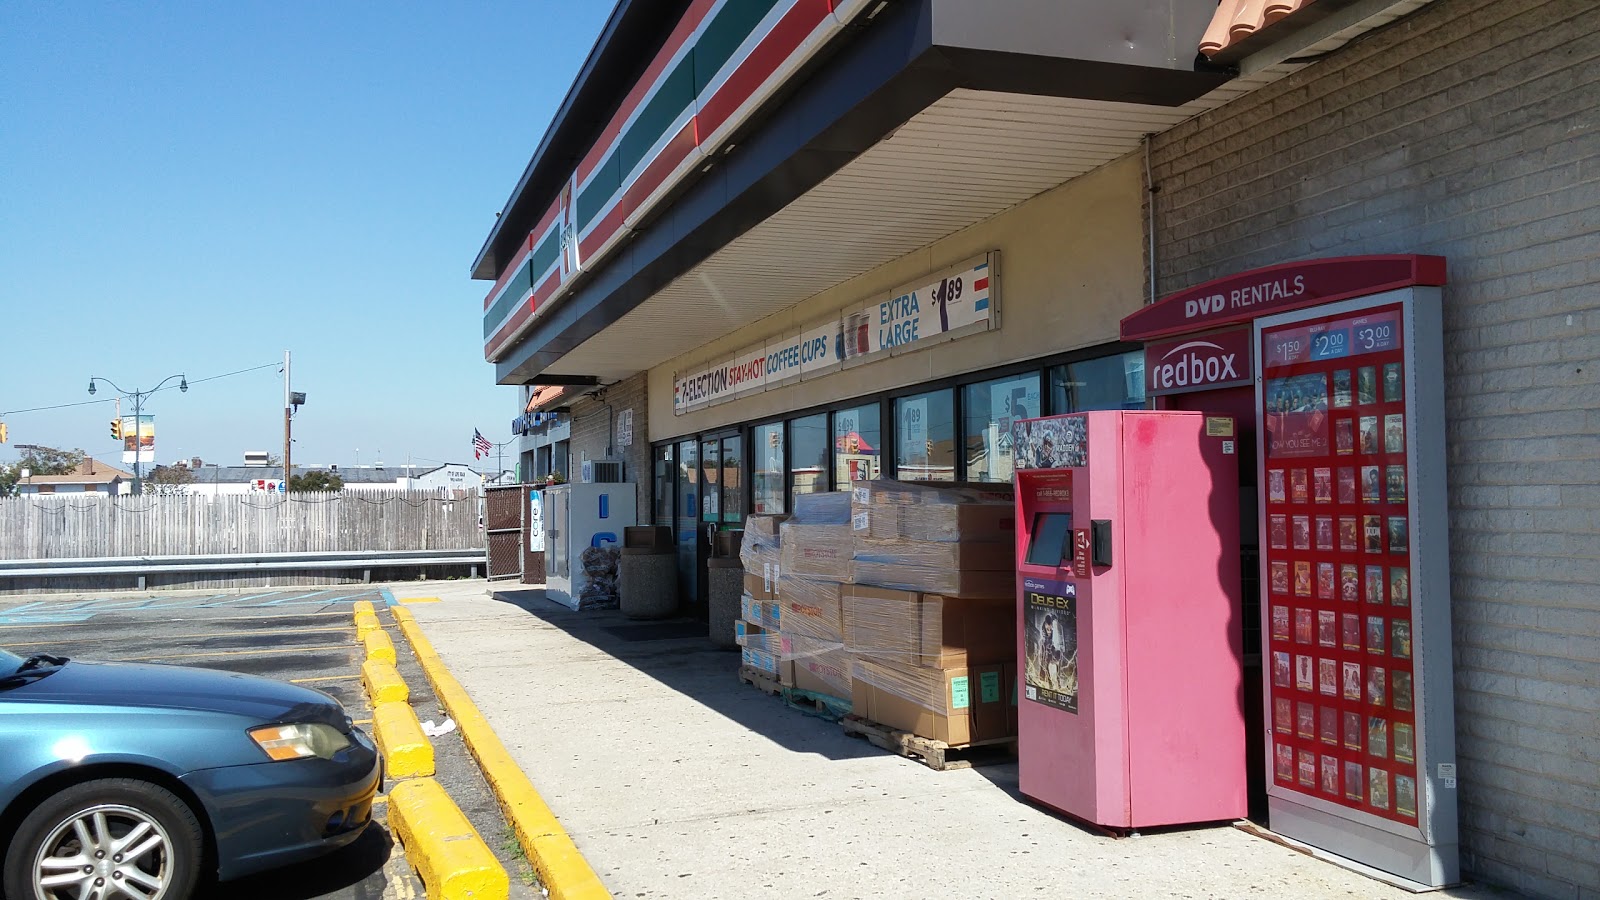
[
  {"x1": 111, "y1": 418, "x2": 123, "y2": 440},
  {"x1": 0, "y1": 421, "x2": 7, "y2": 443}
]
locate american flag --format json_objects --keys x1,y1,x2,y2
[{"x1": 472, "y1": 429, "x2": 492, "y2": 459}]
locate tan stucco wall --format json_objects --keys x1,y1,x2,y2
[{"x1": 648, "y1": 153, "x2": 1147, "y2": 442}]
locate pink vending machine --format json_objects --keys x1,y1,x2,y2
[{"x1": 1012, "y1": 410, "x2": 1246, "y2": 829}]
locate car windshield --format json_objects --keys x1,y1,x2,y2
[{"x1": 0, "y1": 649, "x2": 24, "y2": 676}]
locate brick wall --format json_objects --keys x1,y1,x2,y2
[
  {"x1": 1149, "y1": 1, "x2": 1599, "y2": 896},
  {"x1": 567, "y1": 372, "x2": 652, "y2": 523}
]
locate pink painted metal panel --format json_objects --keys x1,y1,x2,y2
[{"x1": 1121, "y1": 412, "x2": 1248, "y2": 826}]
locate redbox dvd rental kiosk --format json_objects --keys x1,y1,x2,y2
[
  {"x1": 1118, "y1": 256, "x2": 1459, "y2": 887},
  {"x1": 1011, "y1": 410, "x2": 1247, "y2": 829}
]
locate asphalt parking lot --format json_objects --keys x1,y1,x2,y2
[{"x1": 0, "y1": 587, "x2": 535, "y2": 900}]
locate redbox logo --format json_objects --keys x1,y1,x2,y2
[{"x1": 1146, "y1": 331, "x2": 1250, "y2": 395}]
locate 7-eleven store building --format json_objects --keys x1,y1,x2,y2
[{"x1": 478, "y1": 1, "x2": 1600, "y2": 896}]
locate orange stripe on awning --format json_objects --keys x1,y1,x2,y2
[
  {"x1": 524, "y1": 386, "x2": 566, "y2": 414},
  {"x1": 1201, "y1": 0, "x2": 1314, "y2": 58}
]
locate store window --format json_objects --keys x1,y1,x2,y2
[
  {"x1": 790, "y1": 413, "x2": 828, "y2": 500},
  {"x1": 752, "y1": 423, "x2": 784, "y2": 514},
  {"x1": 551, "y1": 440, "x2": 570, "y2": 481},
  {"x1": 832, "y1": 403, "x2": 881, "y2": 489},
  {"x1": 1050, "y1": 351, "x2": 1146, "y2": 413},
  {"x1": 964, "y1": 372, "x2": 1042, "y2": 483},
  {"x1": 895, "y1": 389, "x2": 956, "y2": 481}
]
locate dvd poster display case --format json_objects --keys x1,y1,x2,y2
[{"x1": 1256, "y1": 287, "x2": 1458, "y2": 887}]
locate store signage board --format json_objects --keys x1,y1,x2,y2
[
  {"x1": 1144, "y1": 327, "x2": 1252, "y2": 396},
  {"x1": 1120, "y1": 255, "x2": 1445, "y2": 342},
  {"x1": 673, "y1": 253, "x2": 997, "y2": 414},
  {"x1": 1255, "y1": 286, "x2": 1458, "y2": 888}
]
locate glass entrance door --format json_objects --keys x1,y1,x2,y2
[
  {"x1": 720, "y1": 435, "x2": 744, "y2": 526},
  {"x1": 675, "y1": 438, "x2": 699, "y2": 610},
  {"x1": 694, "y1": 431, "x2": 744, "y2": 610}
]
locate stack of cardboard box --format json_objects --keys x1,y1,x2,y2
[
  {"x1": 738, "y1": 514, "x2": 788, "y2": 681},
  {"x1": 774, "y1": 492, "x2": 853, "y2": 698},
  {"x1": 738, "y1": 492, "x2": 855, "y2": 695},
  {"x1": 843, "y1": 481, "x2": 1019, "y2": 745},
  {"x1": 736, "y1": 482, "x2": 1020, "y2": 746}
]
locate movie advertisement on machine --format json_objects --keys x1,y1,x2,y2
[{"x1": 1023, "y1": 576, "x2": 1078, "y2": 714}]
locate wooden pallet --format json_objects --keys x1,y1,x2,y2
[
  {"x1": 840, "y1": 714, "x2": 1017, "y2": 771},
  {"x1": 738, "y1": 665, "x2": 784, "y2": 696}
]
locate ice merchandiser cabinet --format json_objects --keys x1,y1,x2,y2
[
  {"x1": 543, "y1": 482, "x2": 637, "y2": 610},
  {"x1": 1011, "y1": 410, "x2": 1246, "y2": 829}
]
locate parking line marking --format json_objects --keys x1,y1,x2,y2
[
  {"x1": 0, "y1": 614, "x2": 94, "y2": 625},
  {"x1": 119, "y1": 643, "x2": 352, "y2": 662},
  {"x1": 263, "y1": 591, "x2": 339, "y2": 606},
  {"x1": 398, "y1": 597, "x2": 442, "y2": 604},
  {"x1": 1, "y1": 626, "x2": 351, "y2": 649},
  {"x1": 353, "y1": 718, "x2": 373, "y2": 726},
  {"x1": 290, "y1": 674, "x2": 362, "y2": 684}
]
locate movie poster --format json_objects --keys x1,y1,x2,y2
[
  {"x1": 1013, "y1": 415, "x2": 1088, "y2": 470},
  {"x1": 1022, "y1": 577, "x2": 1078, "y2": 713},
  {"x1": 1265, "y1": 373, "x2": 1330, "y2": 458},
  {"x1": 1396, "y1": 775, "x2": 1417, "y2": 818}
]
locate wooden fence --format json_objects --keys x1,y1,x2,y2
[{"x1": 0, "y1": 491, "x2": 483, "y2": 560}]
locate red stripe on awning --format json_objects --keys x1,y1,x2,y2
[{"x1": 696, "y1": 0, "x2": 832, "y2": 139}]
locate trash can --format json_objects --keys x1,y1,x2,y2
[
  {"x1": 707, "y1": 556, "x2": 744, "y2": 648},
  {"x1": 619, "y1": 526, "x2": 677, "y2": 620}
]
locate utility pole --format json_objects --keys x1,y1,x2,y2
[
  {"x1": 492, "y1": 437, "x2": 515, "y2": 485},
  {"x1": 89, "y1": 373, "x2": 187, "y2": 496},
  {"x1": 283, "y1": 349, "x2": 292, "y2": 494}
]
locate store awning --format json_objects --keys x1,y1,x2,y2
[
  {"x1": 1201, "y1": 1, "x2": 1315, "y2": 59},
  {"x1": 1197, "y1": 0, "x2": 1429, "y2": 66},
  {"x1": 525, "y1": 385, "x2": 566, "y2": 413},
  {"x1": 485, "y1": 0, "x2": 1437, "y2": 387}
]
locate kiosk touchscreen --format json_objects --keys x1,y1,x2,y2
[{"x1": 1012, "y1": 410, "x2": 1246, "y2": 828}]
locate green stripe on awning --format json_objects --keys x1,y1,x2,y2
[{"x1": 576, "y1": 0, "x2": 781, "y2": 230}]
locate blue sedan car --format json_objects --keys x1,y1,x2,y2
[{"x1": 0, "y1": 647, "x2": 381, "y2": 899}]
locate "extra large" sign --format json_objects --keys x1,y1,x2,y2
[{"x1": 1144, "y1": 327, "x2": 1252, "y2": 396}]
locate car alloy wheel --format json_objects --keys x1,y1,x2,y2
[
  {"x1": 4, "y1": 779, "x2": 203, "y2": 900},
  {"x1": 31, "y1": 804, "x2": 173, "y2": 900}
]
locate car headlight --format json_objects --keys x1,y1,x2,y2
[{"x1": 248, "y1": 723, "x2": 352, "y2": 761}]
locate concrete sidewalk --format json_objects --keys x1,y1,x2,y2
[{"x1": 398, "y1": 581, "x2": 1503, "y2": 900}]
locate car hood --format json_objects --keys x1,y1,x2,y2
[{"x1": 6, "y1": 659, "x2": 346, "y2": 728}]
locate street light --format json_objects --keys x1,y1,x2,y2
[{"x1": 88, "y1": 373, "x2": 188, "y2": 495}]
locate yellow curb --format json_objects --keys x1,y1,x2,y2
[
  {"x1": 361, "y1": 658, "x2": 409, "y2": 705},
  {"x1": 373, "y1": 700, "x2": 435, "y2": 778},
  {"x1": 392, "y1": 606, "x2": 416, "y2": 623},
  {"x1": 353, "y1": 600, "x2": 376, "y2": 616},
  {"x1": 387, "y1": 778, "x2": 509, "y2": 900},
  {"x1": 355, "y1": 611, "x2": 381, "y2": 640},
  {"x1": 363, "y1": 628, "x2": 397, "y2": 665},
  {"x1": 398, "y1": 596, "x2": 442, "y2": 604},
  {"x1": 393, "y1": 616, "x2": 611, "y2": 900}
]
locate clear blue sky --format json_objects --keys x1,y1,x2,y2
[{"x1": 0, "y1": 1, "x2": 611, "y2": 473}]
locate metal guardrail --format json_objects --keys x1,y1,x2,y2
[{"x1": 0, "y1": 549, "x2": 486, "y2": 583}]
